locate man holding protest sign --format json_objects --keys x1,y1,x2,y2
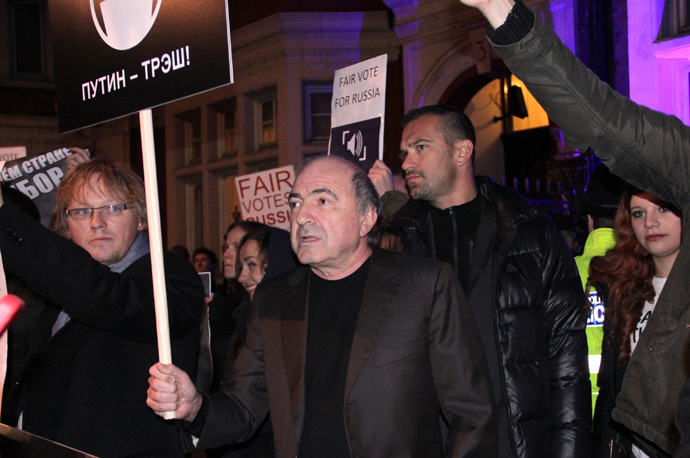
[
  {"x1": 0, "y1": 158, "x2": 204, "y2": 457},
  {"x1": 147, "y1": 155, "x2": 497, "y2": 457}
]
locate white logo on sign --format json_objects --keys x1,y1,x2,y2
[
  {"x1": 342, "y1": 130, "x2": 366, "y2": 161},
  {"x1": 90, "y1": 0, "x2": 162, "y2": 51}
]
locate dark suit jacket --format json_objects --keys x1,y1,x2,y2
[
  {"x1": 0, "y1": 202, "x2": 204, "y2": 458},
  {"x1": 190, "y1": 247, "x2": 497, "y2": 458}
]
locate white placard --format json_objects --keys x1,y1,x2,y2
[
  {"x1": 235, "y1": 165, "x2": 295, "y2": 230},
  {"x1": 0, "y1": 147, "x2": 27, "y2": 162},
  {"x1": 328, "y1": 54, "x2": 387, "y2": 172}
]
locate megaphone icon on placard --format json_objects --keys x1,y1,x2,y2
[{"x1": 90, "y1": 0, "x2": 162, "y2": 50}]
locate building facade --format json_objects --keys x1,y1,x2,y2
[{"x1": 2, "y1": 0, "x2": 690, "y2": 257}]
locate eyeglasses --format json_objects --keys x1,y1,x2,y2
[{"x1": 66, "y1": 203, "x2": 132, "y2": 221}]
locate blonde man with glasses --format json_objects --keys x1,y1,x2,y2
[{"x1": 0, "y1": 158, "x2": 204, "y2": 458}]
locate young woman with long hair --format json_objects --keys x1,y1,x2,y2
[{"x1": 590, "y1": 187, "x2": 682, "y2": 458}]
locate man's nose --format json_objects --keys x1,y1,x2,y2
[
  {"x1": 90, "y1": 209, "x2": 106, "y2": 228},
  {"x1": 294, "y1": 204, "x2": 313, "y2": 226},
  {"x1": 401, "y1": 152, "x2": 414, "y2": 172}
]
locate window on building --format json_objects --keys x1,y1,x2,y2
[
  {"x1": 245, "y1": 157, "x2": 279, "y2": 174},
  {"x1": 303, "y1": 151, "x2": 327, "y2": 162},
  {"x1": 303, "y1": 82, "x2": 333, "y2": 142},
  {"x1": 657, "y1": 0, "x2": 690, "y2": 40},
  {"x1": 221, "y1": 168, "x2": 240, "y2": 231},
  {"x1": 185, "y1": 178, "x2": 204, "y2": 250},
  {"x1": 215, "y1": 99, "x2": 237, "y2": 157},
  {"x1": 255, "y1": 93, "x2": 277, "y2": 148},
  {"x1": 11, "y1": 0, "x2": 45, "y2": 79},
  {"x1": 177, "y1": 109, "x2": 202, "y2": 163}
]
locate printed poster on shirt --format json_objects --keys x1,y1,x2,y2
[
  {"x1": 0, "y1": 148, "x2": 77, "y2": 228},
  {"x1": 328, "y1": 54, "x2": 387, "y2": 173},
  {"x1": 48, "y1": 0, "x2": 233, "y2": 132},
  {"x1": 235, "y1": 165, "x2": 295, "y2": 231}
]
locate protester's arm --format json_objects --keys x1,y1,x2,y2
[
  {"x1": 187, "y1": 291, "x2": 269, "y2": 450},
  {"x1": 458, "y1": 0, "x2": 515, "y2": 29},
  {"x1": 540, "y1": 218, "x2": 592, "y2": 456},
  {"x1": 0, "y1": 203, "x2": 203, "y2": 342},
  {"x1": 483, "y1": 1, "x2": 690, "y2": 210},
  {"x1": 430, "y1": 263, "x2": 497, "y2": 457}
]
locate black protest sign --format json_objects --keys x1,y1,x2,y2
[
  {"x1": 0, "y1": 148, "x2": 75, "y2": 228},
  {"x1": 329, "y1": 117, "x2": 381, "y2": 172},
  {"x1": 49, "y1": 0, "x2": 233, "y2": 133}
]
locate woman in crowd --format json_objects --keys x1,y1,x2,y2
[
  {"x1": 236, "y1": 230, "x2": 270, "y2": 301},
  {"x1": 207, "y1": 221, "x2": 265, "y2": 392},
  {"x1": 219, "y1": 225, "x2": 295, "y2": 458},
  {"x1": 226, "y1": 225, "x2": 295, "y2": 376},
  {"x1": 228, "y1": 228, "x2": 271, "y2": 365},
  {"x1": 590, "y1": 187, "x2": 682, "y2": 458}
]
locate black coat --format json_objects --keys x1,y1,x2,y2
[
  {"x1": 385, "y1": 177, "x2": 591, "y2": 458},
  {"x1": 591, "y1": 287, "x2": 670, "y2": 458},
  {"x1": 188, "y1": 247, "x2": 497, "y2": 458},
  {"x1": 0, "y1": 202, "x2": 205, "y2": 458}
]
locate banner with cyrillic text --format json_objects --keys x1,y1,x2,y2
[
  {"x1": 0, "y1": 148, "x2": 75, "y2": 228},
  {"x1": 48, "y1": 0, "x2": 233, "y2": 132},
  {"x1": 235, "y1": 165, "x2": 295, "y2": 231},
  {"x1": 328, "y1": 54, "x2": 387, "y2": 173}
]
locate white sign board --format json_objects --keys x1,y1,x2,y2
[
  {"x1": 235, "y1": 165, "x2": 295, "y2": 230},
  {"x1": 0, "y1": 147, "x2": 27, "y2": 162},
  {"x1": 329, "y1": 54, "x2": 387, "y2": 172}
]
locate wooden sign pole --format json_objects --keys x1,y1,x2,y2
[{"x1": 139, "y1": 108, "x2": 175, "y2": 420}]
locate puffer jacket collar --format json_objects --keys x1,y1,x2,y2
[{"x1": 388, "y1": 176, "x2": 545, "y2": 257}]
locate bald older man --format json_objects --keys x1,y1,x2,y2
[{"x1": 147, "y1": 155, "x2": 497, "y2": 458}]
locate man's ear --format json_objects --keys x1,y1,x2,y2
[
  {"x1": 453, "y1": 139, "x2": 474, "y2": 168},
  {"x1": 359, "y1": 207, "x2": 377, "y2": 238}
]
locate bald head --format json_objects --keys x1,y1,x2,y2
[{"x1": 296, "y1": 156, "x2": 381, "y2": 218}]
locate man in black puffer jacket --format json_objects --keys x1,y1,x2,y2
[{"x1": 380, "y1": 105, "x2": 591, "y2": 458}]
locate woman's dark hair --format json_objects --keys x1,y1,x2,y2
[
  {"x1": 224, "y1": 227, "x2": 271, "y2": 377},
  {"x1": 224, "y1": 220, "x2": 265, "y2": 239},
  {"x1": 221, "y1": 220, "x2": 267, "y2": 294},
  {"x1": 234, "y1": 228, "x2": 271, "y2": 280},
  {"x1": 588, "y1": 186, "x2": 680, "y2": 360}
]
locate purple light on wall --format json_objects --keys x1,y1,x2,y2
[{"x1": 628, "y1": 0, "x2": 690, "y2": 125}]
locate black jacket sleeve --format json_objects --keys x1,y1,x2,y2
[{"x1": 0, "y1": 202, "x2": 204, "y2": 343}]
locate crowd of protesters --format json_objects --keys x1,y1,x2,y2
[{"x1": 2, "y1": 1, "x2": 690, "y2": 457}]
